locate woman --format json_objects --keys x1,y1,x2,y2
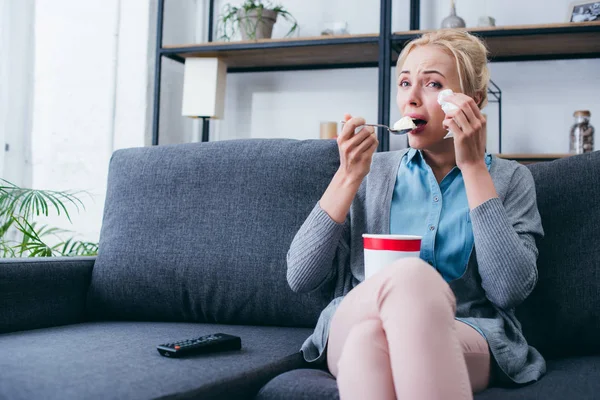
[{"x1": 286, "y1": 29, "x2": 545, "y2": 399}]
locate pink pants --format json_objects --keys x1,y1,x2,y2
[{"x1": 327, "y1": 258, "x2": 490, "y2": 400}]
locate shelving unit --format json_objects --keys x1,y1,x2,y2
[
  {"x1": 152, "y1": 0, "x2": 600, "y2": 159},
  {"x1": 162, "y1": 34, "x2": 381, "y2": 71},
  {"x1": 392, "y1": 22, "x2": 600, "y2": 62}
]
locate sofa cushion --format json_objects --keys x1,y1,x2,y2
[
  {"x1": 0, "y1": 321, "x2": 313, "y2": 400},
  {"x1": 256, "y1": 368, "x2": 339, "y2": 400},
  {"x1": 518, "y1": 152, "x2": 600, "y2": 358},
  {"x1": 86, "y1": 139, "x2": 339, "y2": 327},
  {"x1": 257, "y1": 356, "x2": 600, "y2": 400},
  {"x1": 476, "y1": 356, "x2": 600, "y2": 400},
  {"x1": 0, "y1": 257, "x2": 94, "y2": 334}
]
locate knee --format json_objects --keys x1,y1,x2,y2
[
  {"x1": 377, "y1": 258, "x2": 456, "y2": 312},
  {"x1": 337, "y1": 319, "x2": 384, "y2": 366},
  {"x1": 380, "y1": 257, "x2": 445, "y2": 290},
  {"x1": 344, "y1": 319, "x2": 383, "y2": 346}
]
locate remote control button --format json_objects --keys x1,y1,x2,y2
[{"x1": 175, "y1": 346, "x2": 180, "y2": 350}]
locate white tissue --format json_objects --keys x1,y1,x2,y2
[
  {"x1": 437, "y1": 89, "x2": 458, "y2": 139},
  {"x1": 393, "y1": 116, "x2": 417, "y2": 131}
]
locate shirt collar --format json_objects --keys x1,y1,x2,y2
[{"x1": 406, "y1": 148, "x2": 421, "y2": 164}]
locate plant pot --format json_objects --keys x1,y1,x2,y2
[{"x1": 237, "y1": 8, "x2": 278, "y2": 40}]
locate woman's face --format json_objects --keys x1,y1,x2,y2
[{"x1": 396, "y1": 45, "x2": 462, "y2": 150}]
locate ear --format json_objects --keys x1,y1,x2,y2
[{"x1": 473, "y1": 92, "x2": 483, "y2": 108}]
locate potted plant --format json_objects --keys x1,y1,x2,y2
[
  {"x1": 0, "y1": 179, "x2": 98, "y2": 257},
  {"x1": 218, "y1": 0, "x2": 298, "y2": 41}
]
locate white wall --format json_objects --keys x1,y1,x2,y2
[
  {"x1": 29, "y1": 0, "x2": 121, "y2": 243},
  {"x1": 21, "y1": 0, "x2": 200, "y2": 243},
  {"x1": 157, "y1": 0, "x2": 200, "y2": 145},
  {"x1": 25, "y1": 0, "x2": 158, "y2": 243},
  {"x1": 113, "y1": 0, "x2": 157, "y2": 150},
  {"x1": 0, "y1": 0, "x2": 35, "y2": 187}
]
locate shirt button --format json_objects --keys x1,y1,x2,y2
[
  {"x1": 429, "y1": 225, "x2": 435, "y2": 231},
  {"x1": 433, "y1": 196, "x2": 439, "y2": 202}
]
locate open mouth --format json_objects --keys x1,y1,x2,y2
[{"x1": 412, "y1": 119, "x2": 427, "y2": 127}]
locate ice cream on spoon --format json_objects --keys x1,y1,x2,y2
[{"x1": 392, "y1": 116, "x2": 417, "y2": 133}]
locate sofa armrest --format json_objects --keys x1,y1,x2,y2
[{"x1": 0, "y1": 256, "x2": 95, "y2": 334}]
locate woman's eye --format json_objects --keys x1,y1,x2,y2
[
  {"x1": 427, "y1": 81, "x2": 442, "y2": 88},
  {"x1": 399, "y1": 80, "x2": 410, "y2": 87}
]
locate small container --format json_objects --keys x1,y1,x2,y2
[
  {"x1": 477, "y1": 16, "x2": 496, "y2": 27},
  {"x1": 569, "y1": 110, "x2": 594, "y2": 154},
  {"x1": 320, "y1": 121, "x2": 338, "y2": 139}
]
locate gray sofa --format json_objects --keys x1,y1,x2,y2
[{"x1": 1, "y1": 139, "x2": 598, "y2": 400}]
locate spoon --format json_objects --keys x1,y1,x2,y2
[
  {"x1": 340, "y1": 120, "x2": 414, "y2": 135},
  {"x1": 340, "y1": 119, "x2": 454, "y2": 140}
]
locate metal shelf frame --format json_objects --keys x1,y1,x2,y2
[
  {"x1": 152, "y1": 0, "x2": 404, "y2": 151},
  {"x1": 151, "y1": 1, "x2": 599, "y2": 152}
]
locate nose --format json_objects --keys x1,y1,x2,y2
[{"x1": 406, "y1": 85, "x2": 422, "y2": 108}]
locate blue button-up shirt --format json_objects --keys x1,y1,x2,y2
[{"x1": 390, "y1": 148, "x2": 492, "y2": 282}]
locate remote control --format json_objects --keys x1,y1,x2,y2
[{"x1": 157, "y1": 333, "x2": 242, "y2": 358}]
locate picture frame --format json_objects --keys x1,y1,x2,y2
[{"x1": 567, "y1": 1, "x2": 600, "y2": 22}]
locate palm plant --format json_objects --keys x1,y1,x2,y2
[{"x1": 0, "y1": 179, "x2": 98, "y2": 257}]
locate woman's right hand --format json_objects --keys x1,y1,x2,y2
[{"x1": 337, "y1": 114, "x2": 379, "y2": 184}]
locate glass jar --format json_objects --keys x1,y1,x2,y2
[{"x1": 569, "y1": 110, "x2": 594, "y2": 154}]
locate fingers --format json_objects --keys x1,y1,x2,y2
[
  {"x1": 341, "y1": 125, "x2": 375, "y2": 155},
  {"x1": 338, "y1": 116, "x2": 365, "y2": 141},
  {"x1": 450, "y1": 110, "x2": 469, "y2": 133},
  {"x1": 443, "y1": 119, "x2": 462, "y2": 139},
  {"x1": 444, "y1": 94, "x2": 485, "y2": 136},
  {"x1": 351, "y1": 130, "x2": 379, "y2": 159}
]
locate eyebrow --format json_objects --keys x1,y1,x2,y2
[{"x1": 399, "y1": 70, "x2": 446, "y2": 78}]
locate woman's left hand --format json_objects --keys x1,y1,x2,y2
[{"x1": 442, "y1": 93, "x2": 487, "y2": 171}]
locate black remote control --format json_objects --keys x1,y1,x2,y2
[{"x1": 157, "y1": 333, "x2": 242, "y2": 358}]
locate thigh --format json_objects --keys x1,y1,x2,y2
[
  {"x1": 326, "y1": 278, "x2": 380, "y2": 375},
  {"x1": 455, "y1": 320, "x2": 491, "y2": 393},
  {"x1": 326, "y1": 258, "x2": 438, "y2": 375}
]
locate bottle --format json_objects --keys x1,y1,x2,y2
[
  {"x1": 441, "y1": 0, "x2": 466, "y2": 29},
  {"x1": 569, "y1": 110, "x2": 594, "y2": 154}
]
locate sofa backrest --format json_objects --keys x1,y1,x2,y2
[
  {"x1": 518, "y1": 152, "x2": 600, "y2": 358},
  {"x1": 86, "y1": 139, "x2": 340, "y2": 328}
]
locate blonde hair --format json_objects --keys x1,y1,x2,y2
[{"x1": 396, "y1": 30, "x2": 490, "y2": 109}]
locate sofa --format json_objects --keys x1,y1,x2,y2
[{"x1": 1, "y1": 139, "x2": 599, "y2": 400}]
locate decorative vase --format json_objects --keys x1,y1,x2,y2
[
  {"x1": 238, "y1": 8, "x2": 278, "y2": 40},
  {"x1": 441, "y1": 0, "x2": 466, "y2": 29}
]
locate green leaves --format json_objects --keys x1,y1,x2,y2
[
  {"x1": 217, "y1": 0, "x2": 298, "y2": 41},
  {"x1": 57, "y1": 238, "x2": 99, "y2": 257},
  {"x1": 0, "y1": 178, "x2": 86, "y2": 223},
  {"x1": 0, "y1": 179, "x2": 98, "y2": 258}
]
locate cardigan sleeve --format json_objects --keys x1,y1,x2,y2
[
  {"x1": 286, "y1": 202, "x2": 350, "y2": 293},
  {"x1": 469, "y1": 165, "x2": 544, "y2": 309}
]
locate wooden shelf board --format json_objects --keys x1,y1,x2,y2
[
  {"x1": 163, "y1": 34, "x2": 380, "y2": 70},
  {"x1": 162, "y1": 22, "x2": 600, "y2": 70},
  {"x1": 392, "y1": 22, "x2": 600, "y2": 61}
]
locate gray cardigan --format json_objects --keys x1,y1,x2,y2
[{"x1": 286, "y1": 148, "x2": 546, "y2": 385}]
